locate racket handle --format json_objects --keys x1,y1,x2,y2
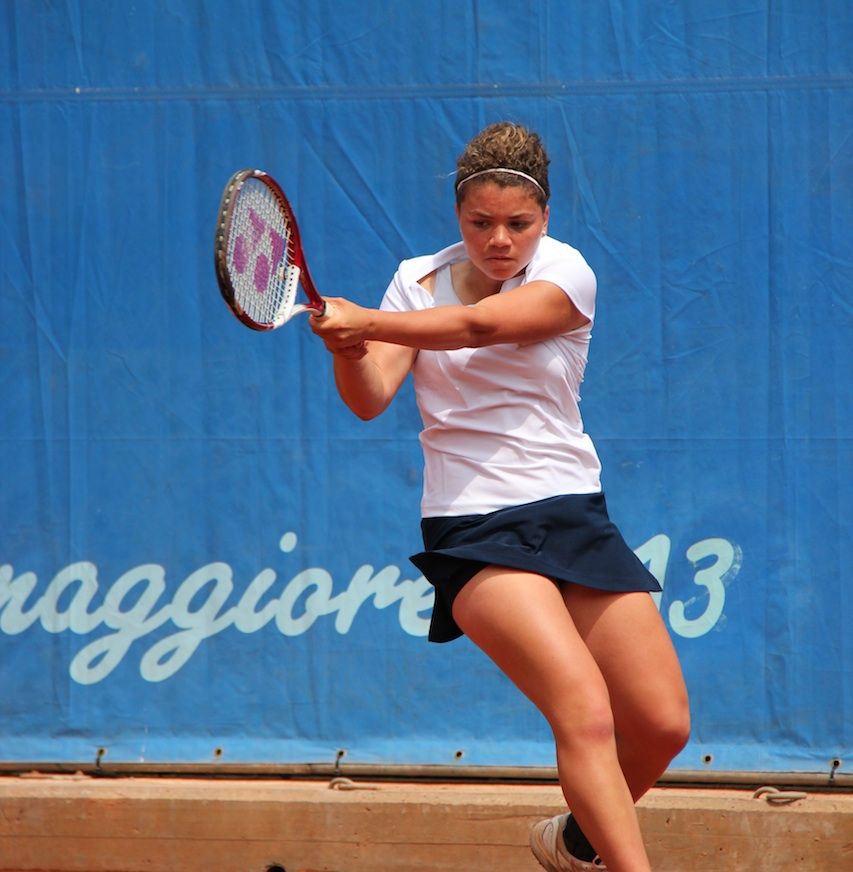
[{"x1": 288, "y1": 301, "x2": 328, "y2": 319}]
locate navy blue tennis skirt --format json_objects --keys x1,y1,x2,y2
[{"x1": 409, "y1": 492, "x2": 660, "y2": 643}]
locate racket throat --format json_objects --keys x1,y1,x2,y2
[
  {"x1": 281, "y1": 263, "x2": 301, "y2": 310},
  {"x1": 279, "y1": 264, "x2": 325, "y2": 320}
]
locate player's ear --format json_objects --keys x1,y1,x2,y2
[{"x1": 541, "y1": 204, "x2": 550, "y2": 236}]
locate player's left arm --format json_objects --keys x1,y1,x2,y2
[{"x1": 312, "y1": 281, "x2": 587, "y2": 351}]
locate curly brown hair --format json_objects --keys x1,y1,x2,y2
[{"x1": 455, "y1": 122, "x2": 550, "y2": 206}]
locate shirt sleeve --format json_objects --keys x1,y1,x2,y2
[
  {"x1": 380, "y1": 254, "x2": 437, "y2": 313},
  {"x1": 379, "y1": 269, "x2": 411, "y2": 313},
  {"x1": 525, "y1": 238, "x2": 597, "y2": 324}
]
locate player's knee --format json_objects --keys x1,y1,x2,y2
[
  {"x1": 661, "y1": 707, "x2": 691, "y2": 758},
  {"x1": 551, "y1": 697, "x2": 617, "y2": 749},
  {"x1": 645, "y1": 698, "x2": 691, "y2": 759}
]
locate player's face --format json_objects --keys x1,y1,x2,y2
[{"x1": 456, "y1": 182, "x2": 549, "y2": 285}]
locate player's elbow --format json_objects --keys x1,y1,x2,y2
[
  {"x1": 343, "y1": 392, "x2": 391, "y2": 421},
  {"x1": 351, "y1": 404, "x2": 383, "y2": 421},
  {"x1": 464, "y1": 308, "x2": 501, "y2": 347},
  {"x1": 343, "y1": 397, "x2": 385, "y2": 421}
]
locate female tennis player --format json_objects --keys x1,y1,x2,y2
[{"x1": 310, "y1": 122, "x2": 690, "y2": 872}]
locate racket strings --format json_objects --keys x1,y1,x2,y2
[{"x1": 225, "y1": 178, "x2": 297, "y2": 325}]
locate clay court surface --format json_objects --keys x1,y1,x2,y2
[{"x1": 0, "y1": 774, "x2": 849, "y2": 871}]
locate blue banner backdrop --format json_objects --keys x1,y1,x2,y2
[{"x1": 1, "y1": 1, "x2": 850, "y2": 777}]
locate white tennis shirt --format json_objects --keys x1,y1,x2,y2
[{"x1": 380, "y1": 236, "x2": 602, "y2": 517}]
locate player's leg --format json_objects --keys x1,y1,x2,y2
[
  {"x1": 562, "y1": 586, "x2": 690, "y2": 801},
  {"x1": 452, "y1": 565, "x2": 652, "y2": 872}
]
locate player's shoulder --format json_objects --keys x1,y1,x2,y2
[
  {"x1": 531, "y1": 235, "x2": 593, "y2": 273},
  {"x1": 528, "y1": 236, "x2": 596, "y2": 291},
  {"x1": 396, "y1": 241, "x2": 467, "y2": 286},
  {"x1": 383, "y1": 242, "x2": 464, "y2": 311}
]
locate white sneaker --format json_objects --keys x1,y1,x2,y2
[{"x1": 529, "y1": 813, "x2": 607, "y2": 872}]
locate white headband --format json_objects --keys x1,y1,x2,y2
[{"x1": 455, "y1": 167, "x2": 547, "y2": 197}]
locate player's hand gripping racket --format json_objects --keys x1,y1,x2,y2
[{"x1": 214, "y1": 169, "x2": 326, "y2": 330}]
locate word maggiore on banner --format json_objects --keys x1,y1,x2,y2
[{"x1": 0, "y1": 530, "x2": 741, "y2": 685}]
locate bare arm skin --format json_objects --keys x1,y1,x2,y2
[
  {"x1": 311, "y1": 280, "x2": 587, "y2": 420},
  {"x1": 313, "y1": 281, "x2": 586, "y2": 351},
  {"x1": 330, "y1": 341, "x2": 417, "y2": 421}
]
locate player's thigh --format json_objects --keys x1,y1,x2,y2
[
  {"x1": 451, "y1": 566, "x2": 612, "y2": 730},
  {"x1": 561, "y1": 586, "x2": 689, "y2": 735}
]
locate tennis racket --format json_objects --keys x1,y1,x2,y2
[{"x1": 214, "y1": 168, "x2": 326, "y2": 331}]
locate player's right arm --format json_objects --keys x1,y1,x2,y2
[{"x1": 331, "y1": 340, "x2": 417, "y2": 420}]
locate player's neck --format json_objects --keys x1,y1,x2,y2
[{"x1": 451, "y1": 261, "x2": 502, "y2": 305}]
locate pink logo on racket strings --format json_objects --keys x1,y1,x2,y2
[{"x1": 232, "y1": 208, "x2": 286, "y2": 294}]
